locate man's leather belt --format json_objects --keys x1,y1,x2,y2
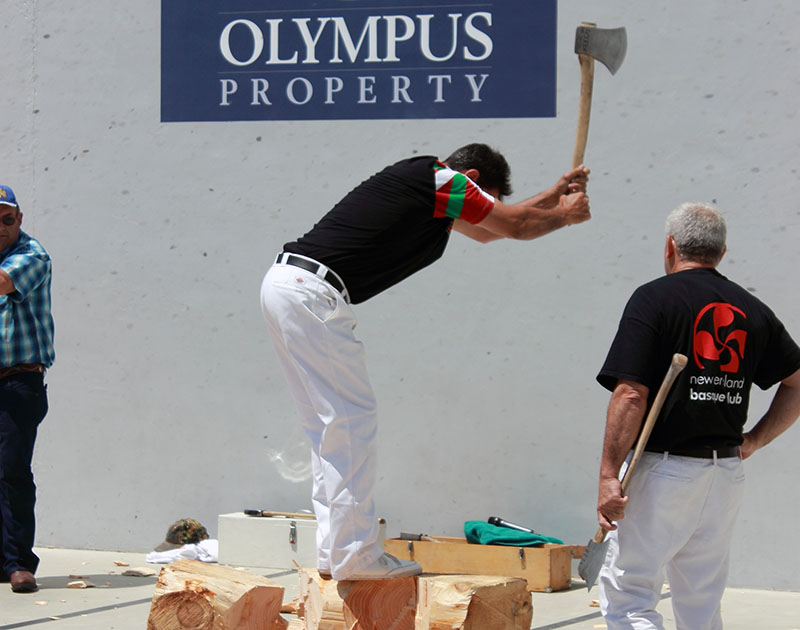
[
  {"x1": 276, "y1": 253, "x2": 350, "y2": 302},
  {"x1": 0, "y1": 363, "x2": 45, "y2": 380},
  {"x1": 648, "y1": 446, "x2": 740, "y2": 459}
]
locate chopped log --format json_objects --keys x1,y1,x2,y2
[
  {"x1": 299, "y1": 569, "x2": 415, "y2": 630},
  {"x1": 147, "y1": 559, "x2": 287, "y2": 630},
  {"x1": 416, "y1": 574, "x2": 532, "y2": 630},
  {"x1": 297, "y1": 569, "x2": 531, "y2": 630}
]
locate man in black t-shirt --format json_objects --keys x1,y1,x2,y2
[
  {"x1": 261, "y1": 144, "x2": 590, "y2": 581},
  {"x1": 595, "y1": 202, "x2": 800, "y2": 629}
]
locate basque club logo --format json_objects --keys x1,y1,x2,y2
[{"x1": 693, "y1": 302, "x2": 747, "y2": 372}]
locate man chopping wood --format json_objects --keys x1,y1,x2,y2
[
  {"x1": 261, "y1": 144, "x2": 590, "y2": 580},
  {"x1": 595, "y1": 202, "x2": 800, "y2": 629}
]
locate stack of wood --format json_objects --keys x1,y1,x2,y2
[
  {"x1": 300, "y1": 569, "x2": 532, "y2": 629},
  {"x1": 147, "y1": 559, "x2": 288, "y2": 630},
  {"x1": 148, "y1": 561, "x2": 533, "y2": 630}
]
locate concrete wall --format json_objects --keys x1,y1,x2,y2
[{"x1": 3, "y1": 1, "x2": 799, "y2": 590}]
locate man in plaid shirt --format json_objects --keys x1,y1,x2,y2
[{"x1": 0, "y1": 185, "x2": 54, "y2": 594}]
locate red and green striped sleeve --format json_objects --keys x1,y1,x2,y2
[{"x1": 433, "y1": 161, "x2": 495, "y2": 224}]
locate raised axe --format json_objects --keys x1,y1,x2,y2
[
  {"x1": 572, "y1": 23, "x2": 628, "y2": 169},
  {"x1": 577, "y1": 353, "x2": 688, "y2": 591}
]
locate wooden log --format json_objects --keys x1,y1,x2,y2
[
  {"x1": 147, "y1": 559, "x2": 288, "y2": 630},
  {"x1": 416, "y1": 575, "x2": 532, "y2": 630},
  {"x1": 297, "y1": 569, "x2": 531, "y2": 630},
  {"x1": 298, "y1": 569, "x2": 341, "y2": 629},
  {"x1": 299, "y1": 569, "x2": 416, "y2": 630}
]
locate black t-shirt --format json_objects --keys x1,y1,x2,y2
[
  {"x1": 283, "y1": 156, "x2": 494, "y2": 304},
  {"x1": 597, "y1": 268, "x2": 800, "y2": 451}
]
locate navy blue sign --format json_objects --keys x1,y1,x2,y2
[{"x1": 161, "y1": 1, "x2": 556, "y2": 122}]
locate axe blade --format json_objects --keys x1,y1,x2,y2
[
  {"x1": 577, "y1": 537, "x2": 610, "y2": 591},
  {"x1": 575, "y1": 25, "x2": 627, "y2": 75}
]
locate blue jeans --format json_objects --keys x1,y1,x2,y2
[{"x1": 0, "y1": 372, "x2": 48, "y2": 576}]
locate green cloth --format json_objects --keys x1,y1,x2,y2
[{"x1": 464, "y1": 521, "x2": 564, "y2": 547}]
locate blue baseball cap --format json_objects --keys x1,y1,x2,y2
[{"x1": 0, "y1": 185, "x2": 18, "y2": 208}]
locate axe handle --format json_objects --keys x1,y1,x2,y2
[
  {"x1": 572, "y1": 51, "x2": 595, "y2": 168},
  {"x1": 592, "y1": 353, "x2": 689, "y2": 542}
]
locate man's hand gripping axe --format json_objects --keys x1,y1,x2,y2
[{"x1": 572, "y1": 23, "x2": 627, "y2": 168}]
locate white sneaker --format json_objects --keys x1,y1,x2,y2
[{"x1": 344, "y1": 553, "x2": 422, "y2": 580}]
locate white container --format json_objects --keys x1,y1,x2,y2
[{"x1": 217, "y1": 512, "x2": 385, "y2": 570}]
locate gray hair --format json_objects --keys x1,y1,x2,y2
[{"x1": 665, "y1": 202, "x2": 727, "y2": 265}]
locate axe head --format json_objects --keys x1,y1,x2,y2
[
  {"x1": 577, "y1": 537, "x2": 610, "y2": 591},
  {"x1": 575, "y1": 24, "x2": 627, "y2": 75}
]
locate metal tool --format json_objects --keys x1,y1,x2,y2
[
  {"x1": 399, "y1": 532, "x2": 441, "y2": 543},
  {"x1": 572, "y1": 23, "x2": 628, "y2": 168},
  {"x1": 243, "y1": 509, "x2": 316, "y2": 519},
  {"x1": 488, "y1": 516, "x2": 538, "y2": 535},
  {"x1": 578, "y1": 353, "x2": 688, "y2": 591}
]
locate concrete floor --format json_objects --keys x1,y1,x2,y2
[{"x1": 0, "y1": 548, "x2": 798, "y2": 629}]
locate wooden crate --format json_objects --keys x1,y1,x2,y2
[{"x1": 384, "y1": 536, "x2": 582, "y2": 593}]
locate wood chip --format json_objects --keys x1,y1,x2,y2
[
  {"x1": 589, "y1": 599, "x2": 600, "y2": 607},
  {"x1": 68, "y1": 574, "x2": 87, "y2": 580},
  {"x1": 122, "y1": 567, "x2": 156, "y2": 577},
  {"x1": 67, "y1": 580, "x2": 96, "y2": 589},
  {"x1": 280, "y1": 596, "x2": 301, "y2": 614},
  {"x1": 35, "y1": 601, "x2": 47, "y2": 606},
  {"x1": 113, "y1": 560, "x2": 130, "y2": 567}
]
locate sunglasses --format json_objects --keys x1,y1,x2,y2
[{"x1": 1, "y1": 214, "x2": 18, "y2": 227}]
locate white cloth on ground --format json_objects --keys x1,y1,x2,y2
[{"x1": 146, "y1": 538, "x2": 219, "y2": 564}]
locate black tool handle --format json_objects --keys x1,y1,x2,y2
[
  {"x1": 399, "y1": 532, "x2": 422, "y2": 541},
  {"x1": 488, "y1": 516, "x2": 538, "y2": 534}
]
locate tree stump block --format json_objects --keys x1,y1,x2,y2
[
  {"x1": 299, "y1": 569, "x2": 416, "y2": 630},
  {"x1": 416, "y1": 574, "x2": 532, "y2": 629},
  {"x1": 147, "y1": 559, "x2": 287, "y2": 630},
  {"x1": 297, "y1": 569, "x2": 532, "y2": 630}
]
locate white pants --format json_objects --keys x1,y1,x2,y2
[
  {"x1": 599, "y1": 451, "x2": 745, "y2": 630},
  {"x1": 260, "y1": 260, "x2": 383, "y2": 580}
]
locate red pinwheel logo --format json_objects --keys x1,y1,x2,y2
[{"x1": 693, "y1": 303, "x2": 747, "y2": 372}]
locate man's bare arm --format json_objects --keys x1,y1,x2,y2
[
  {"x1": 597, "y1": 379, "x2": 649, "y2": 531},
  {"x1": 474, "y1": 166, "x2": 591, "y2": 241},
  {"x1": 741, "y1": 368, "x2": 800, "y2": 459},
  {"x1": 451, "y1": 220, "x2": 505, "y2": 243}
]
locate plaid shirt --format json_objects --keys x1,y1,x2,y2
[{"x1": 0, "y1": 231, "x2": 55, "y2": 368}]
